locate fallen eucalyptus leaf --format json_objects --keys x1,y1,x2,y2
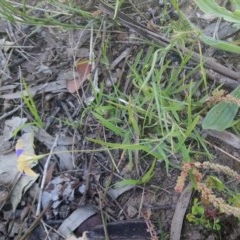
[
  {"x1": 3, "y1": 117, "x2": 27, "y2": 140},
  {"x1": 66, "y1": 59, "x2": 91, "y2": 93}
]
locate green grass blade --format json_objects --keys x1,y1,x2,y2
[
  {"x1": 200, "y1": 35, "x2": 240, "y2": 54},
  {"x1": 22, "y1": 80, "x2": 44, "y2": 128},
  {"x1": 86, "y1": 138, "x2": 150, "y2": 151},
  {"x1": 115, "y1": 159, "x2": 157, "y2": 187},
  {"x1": 177, "y1": 115, "x2": 200, "y2": 150},
  {"x1": 92, "y1": 112, "x2": 125, "y2": 136},
  {"x1": 231, "y1": 0, "x2": 240, "y2": 9}
]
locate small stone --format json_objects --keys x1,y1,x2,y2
[
  {"x1": 127, "y1": 205, "x2": 138, "y2": 218},
  {"x1": 159, "y1": 0, "x2": 165, "y2": 7}
]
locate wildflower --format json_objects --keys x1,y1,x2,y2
[{"x1": 16, "y1": 138, "x2": 43, "y2": 177}]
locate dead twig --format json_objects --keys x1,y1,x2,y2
[
  {"x1": 0, "y1": 103, "x2": 24, "y2": 121},
  {"x1": 36, "y1": 135, "x2": 59, "y2": 216},
  {"x1": 19, "y1": 201, "x2": 53, "y2": 240}
]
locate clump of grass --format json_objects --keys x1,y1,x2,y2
[
  {"x1": 21, "y1": 79, "x2": 44, "y2": 128},
  {"x1": 71, "y1": 0, "x2": 217, "y2": 187},
  {"x1": 0, "y1": 0, "x2": 95, "y2": 29},
  {"x1": 1, "y1": 0, "x2": 216, "y2": 187},
  {"x1": 85, "y1": 36, "x2": 211, "y2": 184}
]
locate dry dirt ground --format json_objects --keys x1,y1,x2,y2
[{"x1": 1, "y1": 0, "x2": 240, "y2": 240}]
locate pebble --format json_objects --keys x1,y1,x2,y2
[{"x1": 127, "y1": 205, "x2": 138, "y2": 218}]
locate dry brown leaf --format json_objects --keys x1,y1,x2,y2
[
  {"x1": 0, "y1": 80, "x2": 66, "y2": 99},
  {"x1": 117, "y1": 32, "x2": 128, "y2": 41},
  {"x1": 44, "y1": 162, "x2": 56, "y2": 187},
  {"x1": 91, "y1": 9, "x2": 101, "y2": 17},
  {"x1": 147, "y1": 20, "x2": 159, "y2": 32},
  {"x1": 66, "y1": 59, "x2": 91, "y2": 93}
]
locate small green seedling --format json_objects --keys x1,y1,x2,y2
[{"x1": 186, "y1": 198, "x2": 221, "y2": 231}]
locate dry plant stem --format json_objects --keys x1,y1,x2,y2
[
  {"x1": 41, "y1": 219, "x2": 51, "y2": 240},
  {"x1": 213, "y1": 17, "x2": 221, "y2": 40},
  {"x1": 79, "y1": 151, "x2": 95, "y2": 206},
  {"x1": 134, "y1": 117, "x2": 140, "y2": 176},
  {"x1": 98, "y1": 190, "x2": 110, "y2": 240},
  {"x1": 0, "y1": 103, "x2": 24, "y2": 120},
  {"x1": 6, "y1": 22, "x2": 34, "y2": 63},
  {"x1": 79, "y1": 125, "x2": 103, "y2": 205},
  {"x1": 110, "y1": 47, "x2": 131, "y2": 69},
  {"x1": 89, "y1": 24, "x2": 100, "y2": 93},
  {"x1": 36, "y1": 134, "x2": 59, "y2": 216},
  {"x1": 205, "y1": 139, "x2": 240, "y2": 164},
  {"x1": 0, "y1": 173, "x2": 22, "y2": 211},
  {"x1": 206, "y1": 69, "x2": 239, "y2": 89},
  {"x1": 0, "y1": 48, "x2": 12, "y2": 84},
  {"x1": 40, "y1": 219, "x2": 65, "y2": 238},
  {"x1": 138, "y1": 186, "x2": 145, "y2": 218},
  {"x1": 19, "y1": 201, "x2": 53, "y2": 240},
  {"x1": 142, "y1": 209, "x2": 158, "y2": 240},
  {"x1": 99, "y1": 1, "x2": 240, "y2": 80}
]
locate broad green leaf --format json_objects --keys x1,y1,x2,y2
[
  {"x1": 231, "y1": 0, "x2": 240, "y2": 9},
  {"x1": 195, "y1": 0, "x2": 240, "y2": 24},
  {"x1": 202, "y1": 85, "x2": 240, "y2": 131}
]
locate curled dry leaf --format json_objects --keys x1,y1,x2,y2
[
  {"x1": 58, "y1": 205, "x2": 98, "y2": 237},
  {"x1": 91, "y1": 9, "x2": 102, "y2": 17},
  {"x1": 66, "y1": 59, "x2": 92, "y2": 93}
]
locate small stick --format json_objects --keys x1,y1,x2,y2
[
  {"x1": 19, "y1": 201, "x2": 53, "y2": 240},
  {"x1": 0, "y1": 103, "x2": 24, "y2": 121},
  {"x1": 36, "y1": 135, "x2": 59, "y2": 216}
]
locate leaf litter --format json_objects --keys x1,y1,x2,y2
[{"x1": 1, "y1": 0, "x2": 240, "y2": 240}]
